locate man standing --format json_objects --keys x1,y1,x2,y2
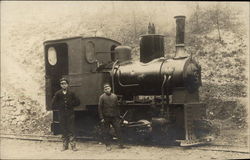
[
  {"x1": 52, "y1": 78, "x2": 80, "y2": 151},
  {"x1": 98, "y1": 84, "x2": 125, "y2": 150}
]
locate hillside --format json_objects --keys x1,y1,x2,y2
[{"x1": 190, "y1": 30, "x2": 248, "y2": 130}]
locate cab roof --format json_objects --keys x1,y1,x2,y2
[{"x1": 43, "y1": 36, "x2": 121, "y2": 45}]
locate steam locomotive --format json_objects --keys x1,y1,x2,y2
[{"x1": 44, "y1": 16, "x2": 208, "y2": 145}]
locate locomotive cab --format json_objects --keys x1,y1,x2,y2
[
  {"x1": 44, "y1": 36, "x2": 122, "y2": 135},
  {"x1": 44, "y1": 36, "x2": 121, "y2": 110}
]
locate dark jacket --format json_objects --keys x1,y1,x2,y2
[
  {"x1": 98, "y1": 93, "x2": 120, "y2": 119},
  {"x1": 51, "y1": 89, "x2": 80, "y2": 112}
]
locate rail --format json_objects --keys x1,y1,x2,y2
[
  {"x1": 0, "y1": 133, "x2": 94, "y2": 142},
  {"x1": 1, "y1": 133, "x2": 249, "y2": 154}
]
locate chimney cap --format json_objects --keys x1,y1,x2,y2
[
  {"x1": 174, "y1": 15, "x2": 186, "y2": 19},
  {"x1": 140, "y1": 34, "x2": 164, "y2": 37},
  {"x1": 175, "y1": 44, "x2": 185, "y2": 47}
]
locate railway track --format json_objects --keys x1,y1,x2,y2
[
  {"x1": 1, "y1": 133, "x2": 249, "y2": 154},
  {"x1": 0, "y1": 133, "x2": 94, "y2": 142}
]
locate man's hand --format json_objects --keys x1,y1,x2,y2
[{"x1": 101, "y1": 119, "x2": 105, "y2": 123}]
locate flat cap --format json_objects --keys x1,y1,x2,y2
[
  {"x1": 60, "y1": 78, "x2": 69, "y2": 84},
  {"x1": 103, "y1": 83, "x2": 111, "y2": 88}
]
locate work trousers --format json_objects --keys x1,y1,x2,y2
[
  {"x1": 102, "y1": 116, "x2": 123, "y2": 146},
  {"x1": 59, "y1": 110, "x2": 76, "y2": 148}
]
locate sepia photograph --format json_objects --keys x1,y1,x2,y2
[{"x1": 1, "y1": 1, "x2": 249, "y2": 159}]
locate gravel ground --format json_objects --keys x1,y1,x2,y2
[{"x1": 1, "y1": 138, "x2": 249, "y2": 160}]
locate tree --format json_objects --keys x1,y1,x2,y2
[
  {"x1": 214, "y1": 3, "x2": 222, "y2": 42},
  {"x1": 188, "y1": 3, "x2": 244, "y2": 36}
]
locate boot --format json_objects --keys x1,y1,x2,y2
[
  {"x1": 61, "y1": 135, "x2": 69, "y2": 151},
  {"x1": 61, "y1": 142, "x2": 68, "y2": 151},
  {"x1": 70, "y1": 143, "x2": 78, "y2": 151},
  {"x1": 69, "y1": 136, "x2": 78, "y2": 151},
  {"x1": 61, "y1": 146, "x2": 68, "y2": 151},
  {"x1": 118, "y1": 143, "x2": 130, "y2": 149},
  {"x1": 106, "y1": 144, "x2": 112, "y2": 151},
  {"x1": 118, "y1": 144, "x2": 126, "y2": 149}
]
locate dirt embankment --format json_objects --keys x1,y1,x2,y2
[{"x1": 1, "y1": 93, "x2": 51, "y2": 135}]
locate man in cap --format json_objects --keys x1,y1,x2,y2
[
  {"x1": 52, "y1": 78, "x2": 80, "y2": 151},
  {"x1": 98, "y1": 84, "x2": 125, "y2": 150}
]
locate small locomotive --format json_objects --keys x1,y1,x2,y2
[{"x1": 44, "y1": 16, "x2": 208, "y2": 145}]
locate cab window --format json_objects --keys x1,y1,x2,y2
[
  {"x1": 85, "y1": 41, "x2": 96, "y2": 63},
  {"x1": 48, "y1": 47, "x2": 57, "y2": 65}
]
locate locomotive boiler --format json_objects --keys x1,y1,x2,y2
[{"x1": 44, "y1": 16, "x2": 208, "y2": 145}]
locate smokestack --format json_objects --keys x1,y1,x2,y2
[{"x1": 174, "y1": 15, "x2": 188, "y2": 59}]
